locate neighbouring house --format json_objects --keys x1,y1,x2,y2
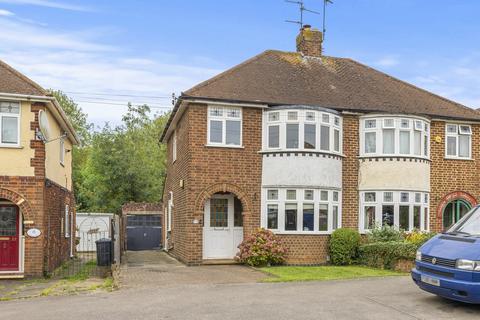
[
  {"x1": 122, "y1": 202, "x2": 162, "y2": 251},
  {"x1": 160, "y1": 25, "x2": 480, "y2": 265},
  {"x1": 76, "y1": 212, "x2": 114, "y2": 252},
  {"x1": 0, "y1": 60, "x2": 79, "y2": 278}
]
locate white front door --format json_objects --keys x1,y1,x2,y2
[{"x1": 203, "y1": 195, "x2": 243, "y2": 259}]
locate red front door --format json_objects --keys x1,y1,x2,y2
[{"x1": 0, "y1": 205, "x2": 19, "y2": 271}]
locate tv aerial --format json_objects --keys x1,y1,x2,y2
[{"x1": 285, "y1": 0, "x2": 320, "y2": 28}]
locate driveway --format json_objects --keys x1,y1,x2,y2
[{"x1": 1, "y1": 252, "x2": 480, "y2": 319}]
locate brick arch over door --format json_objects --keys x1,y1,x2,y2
[
  {"x1": 194, "y1": 183, "x2": 252, "y2": 220},
  {"x1": 0, "y1": 187, "x2": 34, "y2": 220},
  {"x1": 436, "y1": 191, "x2": 478, "y2": 219}
]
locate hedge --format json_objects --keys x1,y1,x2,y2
[
  {"x1": 358, "y1": 241, "x2": 417, "y2": 269},
  {"x1": 329, "y1": 228, "x2": 361, "y2": 265}
]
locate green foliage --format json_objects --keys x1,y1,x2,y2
[
  {"x1": 236, "y1": 228, "x2": 288, "y2": 267},
  {"x1": 367, "y1": 225, "x2": 404, "y2": 243},
  {"x1": 358, "y1": 241, "x2": 417, "y2": 269},
  {"x1": 329, "y1": 228, "x2": 361, "y2": 265},
  {"x1": 404, "y1": 230, "x2": 436, "y2": 247}
]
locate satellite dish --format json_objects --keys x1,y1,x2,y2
[{"x1": 38, "y1": 110, "x2": 51, "y2": 142}]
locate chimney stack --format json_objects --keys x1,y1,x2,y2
[{"x1": 296, "y1": 25, "x2": 323, "y2": 57}]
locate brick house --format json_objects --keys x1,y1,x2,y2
[
  {"x1": 160, "y1": 26, "x2": 480, "y2": 265},
  {"x1": 0, "y1": 60, "x2": 79, "y2": 277}
]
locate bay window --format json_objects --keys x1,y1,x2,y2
[
  {"x1": 446, "y1": 124, "x2": 471, "y2": 159},
  {"x1": 360, "y1": 116, "x2": 430, "y2": 158},
  {"x1": 263, "y1": 188, "x2": 342, "y2": 233},
  {"x1": 359, "y1": 190, "x2": 430, "y2": 233},
  {"x1": 264, "y1": 107, "x2": 342, "y2": 154},
  {"x1": 207, "y1": 106, "x2": 242, "y2": 147},
  {"x1": 0, "y1": 101, "x2": 20, "y2": 146}
]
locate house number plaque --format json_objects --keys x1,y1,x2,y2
[{"x1": 27, "y1": 228, "x2": 41, "y2": 238}]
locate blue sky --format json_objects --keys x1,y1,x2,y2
[{"x1": 0, "y1": 0, "x2": 479, "y2": 126}]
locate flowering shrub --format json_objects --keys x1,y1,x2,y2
[
  {"x1": 404, "y1": 230, "x2": 436, "y2": 247},
  {"x1": 236, "y1": 228, "x2": 288, "y2": 267}
]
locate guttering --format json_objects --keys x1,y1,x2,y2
[{"x1": 0, "y1": 92, "x2": 80, "y2": 145}]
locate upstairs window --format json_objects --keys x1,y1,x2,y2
[
  {"x1": 361, "y1": 116, "x2": 429, "y2": 158},
  {"x1": 446, "y1": 124, "x2": 471, "y2": 159},
  {"x1": 207, "y1": 106, "x2": 242, "y2": 147},
  {"x1": 0, "y1": 101, "x2": 20, "y2": 146},
  {"x1": 264, "y1": 108, "x2": 342, "y2": 154}
]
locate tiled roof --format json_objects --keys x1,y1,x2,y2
[
  {"x1": 184, "y1": 50, "x2": 480, "y2": 120},
  {"x1": 0, "y1": 60, "x2": 46, "y2": 96}
]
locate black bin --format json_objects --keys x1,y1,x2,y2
[{"x1": 95, "y1": 238, "x2": 112, "y2": 266}]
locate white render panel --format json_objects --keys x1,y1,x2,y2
[
  {"x1": 358, "y1": 160, "x2": 430, "y2": 192},
  {"x1": 262, "y1": 155, "x2": 342, "y2": 189}
]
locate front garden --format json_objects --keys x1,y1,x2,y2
[{"x1": 236, "y1": 227, "x2": 435, "y2": 282}]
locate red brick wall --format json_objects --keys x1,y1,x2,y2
[{"x1": 429, "y1": 121, "x2": 480, "y2": 232}]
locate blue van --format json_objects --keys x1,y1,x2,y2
[{"x1": 412, "y1": 205, "x2": 480, "y2": 304}]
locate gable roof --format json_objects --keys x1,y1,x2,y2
[
  {"x1": 184, "y1": 50, "x2": 480, "y2": 120},
  {"x1": 0, "y1": 60, "x2": 46, "y2": 96}
]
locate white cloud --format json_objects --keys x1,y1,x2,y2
[
  {"x1": 375, "y1": 56, "x2": 400, "y2": 68},
  {"x1": 0, "y1": 8, "x2": 14, "y2": 15},
  {"x1": 0, "y1": 0, "x2": 89, "y2": 11}
]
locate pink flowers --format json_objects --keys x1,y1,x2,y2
[{"x1": 235, "y1": 228, "x2": 288, "y2": 266}]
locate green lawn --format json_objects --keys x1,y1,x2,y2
[{"x1": 260, "y1": 265, "x2": 407, "y2": 283}]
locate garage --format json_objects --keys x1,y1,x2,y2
[{"x1": 122, "y1": 203, "x2": 163, "y2": 251}]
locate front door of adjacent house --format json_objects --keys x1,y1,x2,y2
[
  {"x1": 0, "y1": 206, "x2": 19, "y2": 271},
  {"x1": 203, "y1": 195, "x2": 243, "y2": 259}
]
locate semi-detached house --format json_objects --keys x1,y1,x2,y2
[{"x1": 161, "y1": 26, "x2": 480, "y2": 265}]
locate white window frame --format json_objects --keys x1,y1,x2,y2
[
  {"x1": 207, "y1": 105, "x2": 242, "y2": 147},
  {"x1": 445, "y1": 123, "x2": 472, "y2": 160},
  {"x1": 359, "y1": 190, "x2": 430, "y2": 233},
  {"x1": 0, "y1": 101, "x2": 21, "y2": 148},
  {"x1": 65, "y1": 204, "x2": 70, "y2": 238},
  {"x1": 263, "y1": 108, "x2": 342, "y2": 155},
  {"x1": 172, "y1": 130, "x2": 177, "y2": 162},
  {"x1": 360, "y1": 116, "x2": 430, "y2": 159},
  {"x1": 262, "y1": 188, "x2": 342, "y2": 234}
]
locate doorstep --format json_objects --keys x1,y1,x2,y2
[
  {"x1": 0, "y1": 273, "x2": 24, "y2": 279},
  {"x1": 202, "y1": 259, "x2": 240, "y2": 265}
]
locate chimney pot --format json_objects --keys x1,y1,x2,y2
[{"x1": 296, "y1": 26, "x2": 323, "y2": 57}]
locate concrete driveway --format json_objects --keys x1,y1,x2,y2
[{"x1": 1, "y1": 252, "x2": 480, "y2": 319}]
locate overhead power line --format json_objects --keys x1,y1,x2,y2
[
  {"x1": 76, "y1": 100, "x2": 172, "y2": 109},
  {"x1": 65, "y1": 91, "x2": 172, "y2": 99}
]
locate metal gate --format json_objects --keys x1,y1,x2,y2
[{"x1": 126, "y1": 215, "x2": 161, "y2": 250}]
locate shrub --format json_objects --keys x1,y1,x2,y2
[
  {"x1": 367, "y1": 225, "x2": 404, "y2": 243},
  {"x1": 405, "y1": 230, "x2": 436, "y2": 247},
  {"x1": 358, "y1": 241, "x2": 417, "y2": 269},
  {"x1": 329, "y1": 228, "x2": 362, "y2": 265},
  {"x1": 236, "y1": 228, "x2": 288, "y2": 267}
]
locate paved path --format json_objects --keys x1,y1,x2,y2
[{"x1": 1, "y1": 251, "x2": 480, "y2": 319}]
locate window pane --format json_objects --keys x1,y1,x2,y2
[
  {"x1": 365, "y1": 119, "x2": 376, "y2": 129},
  {"x1": 0, "y1": 102, "x2": 19, "y2": 114},
  {"x1": 383, "y1": 129, "x2": 395, "y2": 154},
  {"x1": 302, "y1": 203, "x2": 314, "y2": 231},
  {"x1": 334, "y1": 129, "x2": 340, "y2": 152},
  {"x1": 383, "y1": 192, "x2": 393, "y2": 202},
  {"x1": 1, "y1": 116, "x2": 18, "y2": 144},
  {"x1": 400, "y1": 119, "x2": 410, "y2": 128},
  {"x1": 320, "y1": 125, "x2": 330, "y2": 150},
  {"x1": 332, "y1": 206, "x2": 339, "y2": 230},
  {"x1": 334, "y1": 117, "x2": 340, "y2": 126},
  {"x1": 400, "y1": 192, "x2": 409, "y2": 202},
  {"x1": 0, "y1": 207, "x2": 17, "y2": 236},
  {"x1": 226, "y1": 108, "x2": 240, "y2": 118},
  {"x1": 287, "y1": 111, "x2": 298, "y2": 121},
  {"x1": 446, "y1": 124, "x2": 457, "y2": 134},
  {"x1": 399, "y1": 205, "x2": 409, "y2": 231},
  {"x1": 399, "y1": 131, "x2": 410, "y2": 154},
  {"x1": 210, "y1": 120, "x2": 223, "y2": 143},
  {"x1": 415, "y1": 193, "x2": 421, "y2": 203},
  {"x1": 365, "y1": 132, "x2": 376, "y2": 153},
  {"x1": 447, "y1": 136, "x2": 456, "y2": 156},
  {"x1": 286, "y1": 190, "x2": 296, "y2": 200},
  {"x1": 304, "y1": 190, "x2": 314, "y2": 200},
  {"x1": 267, "y1": 190, "x2": 278, "y2": 200},
  {"x1": 268, "y1": 112, "x2": 279, "y2": 122},
  {"x1": 333, "y1": 191, "x2": 339, "y2": 202},
  {"x1": 424, "y1": 208, "x2": 429, "y2": 231},
  {"x1": 268, "y1": 125, "x2": 280, "y2": 148},
  {"x1": 383, "y1": 119, "x2": 395, "y2": 128},
  {"x1": 414, "y1": 131, "x2": 421, "y2": 155},
  {"x1": 319, "y1": 204, "x2": 328, "y2": 231},
  {"x1": 285, "y1": 203, "x2": 297, "y2": 231},
  {"x1": 424, "y1": 134, "x2": 428, "y2": 156},
  {"x1": 210, "y1": 107, "x2": 223, "y2": 117},
  {"x1": 414, "y1": 206, "x2": 421, "y2": 230},
  {"x1": 322, "y1": 114, "x2": 330, "y2": 123},
  {"x1": 267, "y1": 204, "x2": 278, "y2": 229},
  {"x1": 226, "y1": 120, "x2": 241, "y2": 145},
  {"x1": 320, "y1": 191, "x2": 328, "y2": 201},
  {"x1": 459, "y1": 135, "x2": 470, "y2": 157},
  {"x1": 210, "y1": 199, "x2": 228, "y2": 227},
  {"x1": 364, "y1": 206, "x2": 375, "y2": 230},
  {"x1": 286, "y1": 124, "x2": 299, "y2": 148},
  {"x1": 306, "y1": 112, "x2": 315, "y2": 121},
  {"x1": 304, "y1": 124, "x2": 316, "y2": 149},
  {"x1": 364, "y1": 192, "x2": 376, "y2": 202},
  {"x1": 382, "y1": 205, "x2": 394, "y2": 227}
]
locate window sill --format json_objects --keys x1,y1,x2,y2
[
  {"x1": 444, "y1": 157, "x2": 474, "y2": 161},
  {"x1": 271, "y1": 231, "x2": 333, "y2": 235},
  {"x1": 205, "y1": 144, "x2": 244, "y2": 149},
  {"x1": 259, "y1": 150, "x2": 345, "y2": 157},
  {"x1": 0, "y1": 144, "x2": 23, "y2": 149},
  {"x1": 358, "y1": 155, "x2": 431, "y2": 161}
]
